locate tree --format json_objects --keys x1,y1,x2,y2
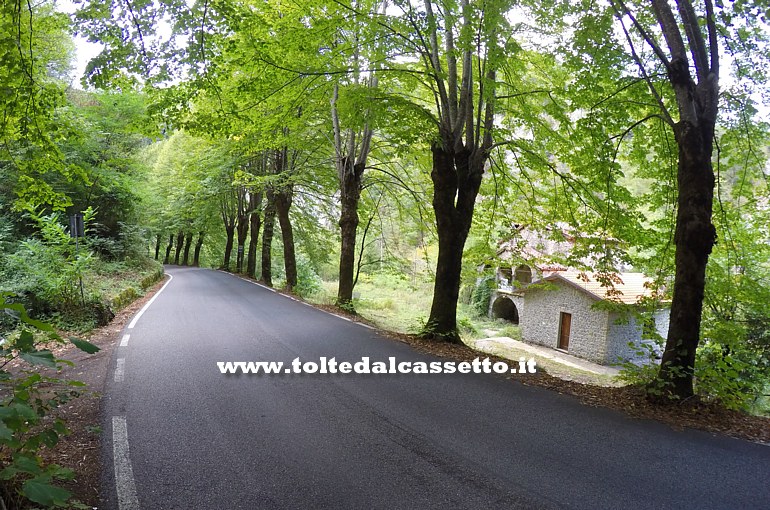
[
  {"x1": 1, "y1": 0, "x2": 77, "y2": 210},
  {"x1": 606, "y1": 0, "x2": 768, "y2": 398},
  {"x1": 533, "y1": 0, "x2": 770, "y2": 399},
  {"x1": 387, "y1": 0, "x2": 513, "y2": 341}
]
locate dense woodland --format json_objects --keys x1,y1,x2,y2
[{"x1": 1, "y1": 0, "x2": 769, "y2": 504}]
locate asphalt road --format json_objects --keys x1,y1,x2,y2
[{"x1": 102, "y1": 266, "x2": 770, "y2": 510}]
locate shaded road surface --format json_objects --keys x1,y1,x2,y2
[{"x1": 103, "y1": 267, "x2": 770, "y2": 509}]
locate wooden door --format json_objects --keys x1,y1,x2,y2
[{"x1": 558, "y1": 312, "x2": 571, "y2": 350}]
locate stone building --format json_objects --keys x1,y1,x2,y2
[{"x1": 492, "y1": 271, "x2": 669, "y2": 366}]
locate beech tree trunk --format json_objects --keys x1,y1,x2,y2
[
  {"x1": 337, "y1": 160, "x2": 364, "y2": 308},
  {"x1": 173, "y1": 231, "x2": 184, "y2": 265},
  {"x1": 274, "y1": 187, "x2": 297, "y2": 291},
  {"x1": 163, "y1": 234, "x2": 173, "y2": 264},
  {"x1": 193, "y1": 232, "x2": 204, "y2": 267},
  {"x1": 658, "y1": 120, "x2": 717, "y2": 397},
  {"x1": 261, "y1": 190, "x2": 276, "y2": 286},
  {"x1": 154, "y1": 234, "x2": 161, "y2": 260},
  {"x1": 182, "y1": 232, "x2": 193, "y2": 266},
  {"x1": 425, "y1": 144, "x2": 483, "y2": 343},
  {"x1": 247, "y1": 191, "x2": 263, "y2": 278},
  {"x1": 409, "y1": 0, "x2": 498, "y2": 343},
  {"x1": 624, "y1": 0, "x2": 721, "y2": 399},
  {"x1": 233, "y1": 186, "x2": 249, "y2": 274},
  {"x1": 235, "y1": 216, "x2": 249, "y2": 274},
  {"x1": 223, "y1": 225, "x2": 235, "y2": 270}
]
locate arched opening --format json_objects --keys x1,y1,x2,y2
[
  {"x1": 492, "y1": 296, "x2": 519, "y2": 324},
  {"x1": 514, "y1": 264, "x2": 532, "y2": 284}
]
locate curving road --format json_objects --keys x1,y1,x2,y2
[{"x1": 102, "y1": 266, "x2": 770, "y2": 509}]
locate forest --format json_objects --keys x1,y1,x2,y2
[{"x1": 1, "y1": 0, "x2": 769, "y2": 505}]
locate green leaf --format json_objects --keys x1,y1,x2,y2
[
  {"x1": 0, "y1": 421, "x2": 13, "y2": 442},
  {"x1": 23, "y1": 476, "x2": 71, "y2": 507},
  {"x1": 16, "y1": 330, "x2": 35, "y2": 352},
  {"x1": 19, "y1": 350, "x2": 57, "y2": 368},
  {"x1": 69, "y1": 337, "x2": 100, "y2": 354},
  {"x1": 1, "y1": 302, "x2": 56, "y2": 333},
  {"x1": 10, "y1": 402, "x2": 38, "y2": 421},
  {"x1": 0, "y1": 455, "x2": 43, "y2": 479}
]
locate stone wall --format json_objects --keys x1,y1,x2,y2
[
  {"x1": 606, "y1": 308, "x2": 671, "y2": 366},
  {"x1": 653, "y1": 308, "x2": 670, "y2": 339},
  {"x1": 606, "y1": 312, "x2": 644, "y2": 366},
  {"x1": 518, "y1": 281, "x2": 610, "y2": 364}
]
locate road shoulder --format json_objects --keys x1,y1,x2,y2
[{"x1": 39, "y1": 276, "x2": 169, "y2": 507}]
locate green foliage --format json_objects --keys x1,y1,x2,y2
[
  {"x1": 292, "y1": 255, "x2": 323, "y2": 298},
  {"x1": 0, "y1": 294, "x2": 99, "y2": 508},
  {"x1": 457, "y1": 317, "x2": 479, "y2": 338},
  {"x1": 3, "y1": 207, "x2": 95, "y2": 319},
  {"x1": 69, "y1": 0, "x2": 770, "y2": 412},
  {"x1": 471, "y1": 276, "x2": 495, "y2": 317},
  {"x1": 0, "y1": 1, "x2": 75, "y2": 211}
]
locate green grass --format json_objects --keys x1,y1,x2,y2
[
  {"x1": 308, "y1": 273, "x2": 517, "y2": 341},
  {"x1": 306, "y1": 274, "x2": 622, "y2": 388},
  {"x1": 85, "y1": 258, "x2": 163, "y2": 310},
  {"x1": 310, "y1": 274, "x2": 433, "y2": 333}
]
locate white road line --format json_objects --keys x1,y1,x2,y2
[
  {"x1": 112, "y1": 416, "x2": 140, "y2": 510},
  {"x1": 127, "y1": 273, "x2": 174, "y2": 329},
  {"x1": 220, "y1": 269, "x2": 378, "y2": 332},
  {"x1": 247, "y1": 279, "x2": 276, "y2": 292},
  {"x1": 114, "y1": 358, "x2": 125, "y2": 383},
  {"x1": 120, "y1": 334, "x2": 130, "y2": 347}
]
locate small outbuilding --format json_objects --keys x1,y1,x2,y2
[{"x1": 515, "y1": 271, "x2": 669, "y2": 366}]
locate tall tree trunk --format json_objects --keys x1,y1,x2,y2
[
  {"x1": 223, "y1": 225, "x2": 235, "y2": 270},
  {"x1": 337, "y1": 160, "x2": 364, "y2": 308},
  {"x1": 163, "y1": 234, "x2": 173, "y2": 264},
  {"x1": 628, "y1": 0, "x2": 721, "y2": 399},
  {"x1": 274, "y1": 187, "x2": 297, "y2": 291},
  {"x1": 174, "y1": 231, "x2": 184, "y2": 265},
  {"x1": 235, "y1": 202, "x2": 249, "y2": 274},
  {"x1": 261, "y1": 190, "x2": 276, "y2": 286},
  {"x1": 193, "y1": 232, "x2": 204, "y2": 267},
  {"x1": 331, "y1": 77, "x2": 375, "y2": 310},
  {"x1": 412, "y1": 0, "x2": 497, "y2": 343},
  {"x1": 247, "y1": 191, "x2": 263, "y2": 278},
  {"x1": 154, "y1": 233, "x2": 161, "y2": 260},
  {"x1": 658, "y1": 121, "x2": 716, "y2": 398},
  {"x1": 182, "y1": 232, "x2": 193, "y2": 266},
  {"x1": 424, "y1": 145, "x2": 483, "y2": 343}
]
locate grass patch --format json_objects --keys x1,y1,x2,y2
[
  {"x1": 309, "y1": 276, "x2": 433, "y2": 333},
  {"x1": 85, "y1": 258, "x2": 163, "y2": 311},
  {"x1": 309, "y1": 274, "x2": 515, "y2": 343}
]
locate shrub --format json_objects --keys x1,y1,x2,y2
[
  {"x1": 294, "y1": 255, "x2": 323, "y2": 298},
  {"x1": 0, "y1": 293, "x2": 100, "y2": 508},
  {"x1": 458, "y1": 317, "x2": 479, "y2": 337},
  {"x1": 470, "y1": 276, "x2": 495, "y2": 317},
  {"x1": 5, "y1": 208, "x2": 96, "y2": 317}
]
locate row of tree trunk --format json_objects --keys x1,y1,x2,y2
[
  {"x1": 154, "y1": 231, "x2": 204, "y2": 267},
  {"x1": 219, "y1": 148, "x2": 298, "y2": 291}
]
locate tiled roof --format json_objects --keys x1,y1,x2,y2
[{"x1": 536, "y1": 271, "x2": 656, "y2": 304}]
